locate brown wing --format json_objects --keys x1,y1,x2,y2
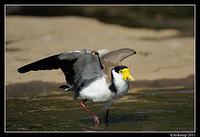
[{"x1": 100, "y1": 48, "x2": 138, "y2": 83}]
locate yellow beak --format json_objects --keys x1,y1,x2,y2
[
  {"x1": 123, "y1": 73, "x2": 134, "y2": 81},
  {"x1": 126, "y1": 73, "x2": 134, "y2": 81},
  {"x1": 121, "y1": 68, "x2": 134, "y2": 81}
]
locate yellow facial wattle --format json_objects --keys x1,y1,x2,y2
[{"x1": 119, "y1": 68, "x2": 134, "y2": 81}]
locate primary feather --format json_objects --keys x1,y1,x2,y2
[{"x1": 17, "y1": 49, "x2": 103, "y2": 100}]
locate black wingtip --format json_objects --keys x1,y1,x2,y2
[
  {"x1": 17, "y1": 69, "x2": 21, "y2": 73},
  {"x1": 17, "y1": 64, "x2": 33, "y2": 73},
  {"x1": 17, "y1": 67, "x2": 28, "y2": 73}
]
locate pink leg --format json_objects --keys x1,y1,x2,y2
[{"x1": 81, "y1": 99, "x2": 99, "y2": 125}]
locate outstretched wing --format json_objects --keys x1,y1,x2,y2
[
  {"x1": 17, "y1": 49, "x2": 103, "y2": 100},
  {"x1": 17, "y1": 54, "x2": 63, "y2": 73},
  {"x1": 100, "y1": 48, "x2": 137, "y2": 64},
  {"x1": 100, "y1": 48, "x2": 138, "y2": 83}
]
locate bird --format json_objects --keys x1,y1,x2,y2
[{"x1": 17, "y1": 48, "x2": 138, "y2": 125}]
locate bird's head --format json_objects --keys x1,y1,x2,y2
[{"x1": 112, "y1": 66, "x2": 134, "y2": 81}]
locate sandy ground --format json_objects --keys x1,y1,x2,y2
[{"x1": 5, "y1": 16, "x2": 194, "y2": 85}]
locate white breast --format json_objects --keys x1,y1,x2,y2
[
  {"x1": 79, "y1": 76, "x2": 113, "y2": 103},
  {"x1": 79, "y1": 70, "x2": 129, "y2": 104}
]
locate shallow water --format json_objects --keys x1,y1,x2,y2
[{"x1": 6, "y1": 88, "x2": 194, "y2": 132}]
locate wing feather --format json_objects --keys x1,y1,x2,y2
[
  {"x1": 17, "y1": 54, "x2": 63, "y2": 73},
  {"x1": 100, "y1": 48, "x2": 137, "y2": 64},
  {"x1": 100, "y1": 48, "x2": 137, "y2": 83},
  {"x1": 17, "y1": 49, "x2": 103, "y2": 100}
]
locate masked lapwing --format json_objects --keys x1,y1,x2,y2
[{"x1": 17, "y1": 48, "x2": 138, "y2": 125}]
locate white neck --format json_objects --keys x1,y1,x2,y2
[{"x1": 111, "y1": 69, "x2": 129, "y2": 97}]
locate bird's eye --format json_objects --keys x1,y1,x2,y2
[
  {"x1": 120, "y1": 70, "x2": 123, "y2": 73},
  {"x1": 92, "y1": 52, "x2": 95, "y2": 55}
]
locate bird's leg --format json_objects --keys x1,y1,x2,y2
[
  {"x1": 105, "y1": 109, "x2": 109, "y2": 123},
  {"x1": 81, "y1": 99, "x2": 99, "y2": 125}
]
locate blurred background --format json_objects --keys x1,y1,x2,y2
[
  {"x1": 6, "y1": 5, "x2": 194, "y2": 83},
  {"x1": 6, "y1": 6, "x2": 194, "y2": 36}
]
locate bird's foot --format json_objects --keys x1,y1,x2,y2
[{"x1": 94, "y1": 116, "x2": 99, "y2": 125}]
